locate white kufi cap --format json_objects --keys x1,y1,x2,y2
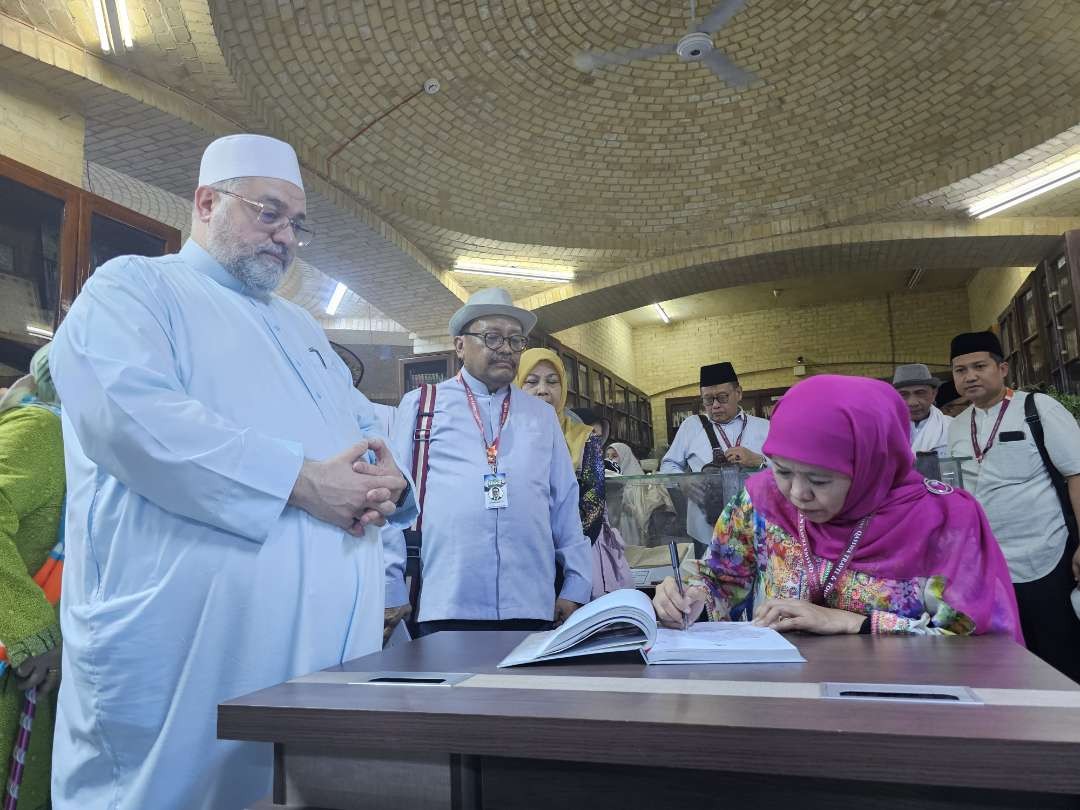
[{"x1": 198, "y1": 134, "x2": 304, "y2": 191}]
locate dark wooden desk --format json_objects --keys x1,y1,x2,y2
[{"x1": 220, "y1": 632, "x2": 1080, "y2": 810}]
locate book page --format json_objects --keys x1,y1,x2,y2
[
  {"x1": 644, "y1": 622, "x2": 804, "y2": 664},
  {"x1": 498, "y1": 588, "x2": 658, "y2": 667},
  {"x1": 668, "y1": 622, "x2": 798, "y2": 649}
]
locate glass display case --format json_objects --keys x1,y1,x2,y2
[
  {"x1": 606, "y1": 468, "x2": 753, "y2": 586},
  {"x1": 914, "y1": 454, "x2": 969, "y2": 490}
]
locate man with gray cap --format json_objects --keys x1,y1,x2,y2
[
  {"x1": 892, "y1": 363, "x2": 951, "y2": 456},
  {"x1": 384, "y1": 288, "x2": 592, "y2": 636},
  {"x1": 49, "y1": 134, "x2": 416, "y2": 810}
]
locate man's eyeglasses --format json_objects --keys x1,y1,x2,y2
[
  {"x1": 702, "y1": 395, "x2": 732, "y2": 406},
  {"x1": 461, "y1": 332, "x2": 529, "y2": 353},
  {"x1": 215, "y1": 188, "x2": 316, "y2": 247}
]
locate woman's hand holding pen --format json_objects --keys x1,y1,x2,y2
[{"x1": 653, "y1": 577, "x2": 707, "y2": 630}]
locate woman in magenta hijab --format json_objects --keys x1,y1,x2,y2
[{"x1": 654, "y1": 375, "x2": 1022, "y2": 640}]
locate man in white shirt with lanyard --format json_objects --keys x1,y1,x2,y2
[
  {"x1": 947, "y1": 330, "x2": 1080, "y2": 681},
  {"x1": 892, "y1": 363, "x2": 952, "y2": 456},
  {"x1": 660, "y1": 362, "x2": 770, "y2": 544},
  {"x1": 384, "y1": 288, "x2": 592, "y2": 635}
]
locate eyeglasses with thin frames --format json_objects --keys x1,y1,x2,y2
[
  {"x1": 460, "y1": 332, "x2": 529, "y2": 353},
  {"x1": 215, "y1": 188, "x2": 316, "y2": 247},
  {"x1": 702, "y1": 395, "x2": 732, "y2": 406}
]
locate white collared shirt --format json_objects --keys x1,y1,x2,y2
[{"x1": 947, "y1": 390, "x2": 1080, "y2": 582}]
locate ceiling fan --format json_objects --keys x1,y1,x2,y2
[{"x1": 573, "y1": 0, "x2": 757, "y2": 90}]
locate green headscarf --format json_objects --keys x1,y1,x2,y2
[
  {"x1": 0, "y1": 343, "x2": 59, "y2": 414},
  {"x1": 29, "y1": 343, "x2": 58, "y2": 406}
]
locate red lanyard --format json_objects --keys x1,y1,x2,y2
[
  {"x1": 713, "y1": 412, "x2": 748, "y2": 450},
  {"x1": 796, "y1": 512, "x2": 871, "y2": 603},
  {"x1": 458, "y1": 372, "x2": 511, "y2": 473},
  {"x1": 970, "y1": 390, "x2": 1013, "y2": 464}
]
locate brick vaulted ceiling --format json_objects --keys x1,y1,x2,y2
[{"x1": 2, "y1": 1, "x2": 1080, "y2": 335}]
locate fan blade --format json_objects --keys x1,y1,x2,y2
[
  {"x1": 697, "y1": 0, "x2": 747, "y2": 34},
  {"x1": 574, "y1": 43, "x2": 675, "y2": 72},
  {"x1": 701, "y1": 49, "x2": 757, "y2": 89}
]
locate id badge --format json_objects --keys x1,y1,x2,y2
[{"x1": 484, "y1": 472, "x2": 509, "y2": 509}]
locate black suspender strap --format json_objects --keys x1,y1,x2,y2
[{"x1": 411, "y1": 383, "x2": 437, "y2": 531}]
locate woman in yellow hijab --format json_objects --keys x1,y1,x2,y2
[{"x1": 515, "y1": 349, "x2": 604, "y2": 542}]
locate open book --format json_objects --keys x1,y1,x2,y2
[{"x1": 498, "y1": 588, "x2": 805, "y2": 668}]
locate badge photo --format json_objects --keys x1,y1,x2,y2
[{"x1": 484, "y1": 472, "x2": 509, "y2": 508}]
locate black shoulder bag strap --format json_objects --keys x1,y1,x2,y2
[
  {"x1": 1024, "y1": 393, "x2": 1078, "y2": 538},
  {"x1": 698, "y1": 414, "x2": 724, "y2": 464}
]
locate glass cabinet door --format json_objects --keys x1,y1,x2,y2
[
  {"x1": 577, "y1": 362, "x2": 590, "y2": 407},
  {"x1": 77, "y1": 195, "x2": 180, "y2": 287},
  {"x1": 1014, "y1": 276, "x2": 1049, "y2": 389},
  {"x1": 0, "y1": 174, "x2": 68, "y2": 344},
  {"x1": 1044, "y1": 252, "x2": 1080, "y2": 392},
  {"x1": 998, "y1": 306, "x2": 1024, "y2": 389},
  {"x1": 0, "y1": 156, "x2": 181, "y2": 384},
  {"x1": 561, "y1": 354, "x2": 577, "y2": 394},
  {"x1": 590, "y1": 370, "x2": 603, "y2": 405},
  {"x1": 88, "y1": 213, "x2": 167, "y2": 275}
]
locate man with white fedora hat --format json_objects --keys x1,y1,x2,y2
[
  {"x1": 49, "y1": 133, "x2": 416, "y2": 810},
  {"x1": 892, "y1": 362, "x2": 951, "y2": 456},
  {"x1": 384, "y1": 287, "x2": 592, "y2": 636}
]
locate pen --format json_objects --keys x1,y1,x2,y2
[{"x1": 668, "y1": 540, "x2": 688, "y2": 631}]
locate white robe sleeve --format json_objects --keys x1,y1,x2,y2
[
  {"x1": 660, "y1": 417, "x2": 695, "y2": 473},
  {"x1": 51, "y1": 258, "x2": 305, "y2": 543},
  {"x1": 382, "y1": 389, "x2": 422, "y2": 606}
]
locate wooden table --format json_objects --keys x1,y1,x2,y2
[{"x1": 219, "y1": 631, "x2": 1080, "y2": 810}]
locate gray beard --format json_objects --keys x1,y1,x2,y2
[{"x1": 207, "y1": 225, "x2": 289, "y2": 295}]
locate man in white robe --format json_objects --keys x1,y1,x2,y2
[
  {"x1": 49, "y1": 134, "x2": 415, "y2": 810},
  {"x1": 893, "y1": 363, "x2": 952, "y2": 456}
]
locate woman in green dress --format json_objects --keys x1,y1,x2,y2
[{"x1": 0, "y1": 345, "x2": 65, "y2": 810}]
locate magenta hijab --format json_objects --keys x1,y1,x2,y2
[{"x1": 746, "y1": 375, "x2": 1021, "y2": 641}]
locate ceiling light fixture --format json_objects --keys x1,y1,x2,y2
[
  {"x1": 325, "y1": 282, "x2": 347, "y2": 316},
  {"x1": 90, "y1": 0, "x2": 135, "y2": 54},
  {"x1": 453, "y1": 260, "x2": 574, "y2": 283},
  {"x1": 25, "y1": 324, "x2": 53, "y2": 340},
  {"x1": 653, "y1": 303, "x2": 671, "y2": 324},
  {"x1": 969, "y1": 158, "x2": 1080, "y2": 219}
]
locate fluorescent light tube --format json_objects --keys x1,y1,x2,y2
[
  {"x1": 26, "y1": 324, "x2": 53, "y2": 339},
  {"x1": 453, "y1": 260, "x2": 574, "y2": 283},
  {"x1": 115, "y1": 0, "x2": 134, "y2": 48},
  {"x1": 325, "y1": 282, "x2": 347, "y2": 315},
  {"x1": 970, "y1": 160, "x2": 1080, "y2": 219},
  {"x1": 653, "y1": 303, "x2": 670, "y2": 324},
  {"x1": 91, "y1": 0, "x2": 111, "y2": 53}
]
